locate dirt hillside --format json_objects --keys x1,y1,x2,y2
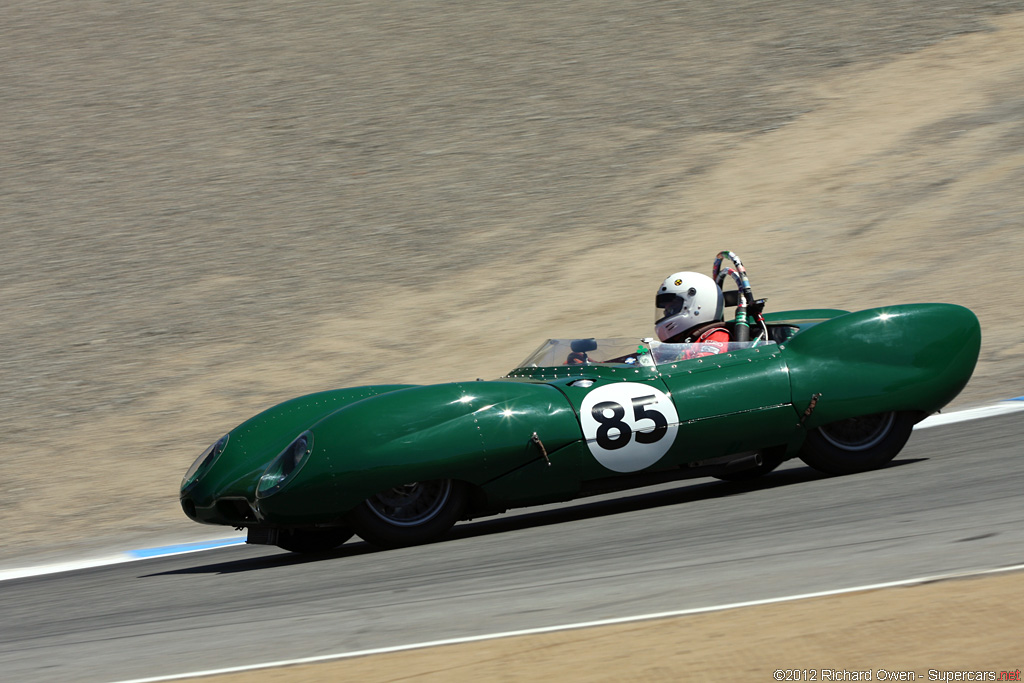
[
  {"x1": 4, "y1": 3, "x2": 1024, "y2": 681},
  {"x1": 2, "y1": 0, "x2": 1023, "y2": 559}
]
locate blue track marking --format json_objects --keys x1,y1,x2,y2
[{"x1": 125, "y1": 537, "x2": 246, "y2": 559}]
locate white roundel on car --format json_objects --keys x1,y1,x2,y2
[{"x1": 579, "y1": 382, "x2": 678, "y2": 472}]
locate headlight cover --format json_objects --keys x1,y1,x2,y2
[
  {"x1": 181, "y1": 435, "x2": 229, "y2": 492},
  {"x1": 257, "y1": 431, "x2": 314, "y2": 498}
]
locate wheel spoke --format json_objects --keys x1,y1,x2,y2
[
  {"x1": 819, "y1": 412, "x2": 895, "y2": 451},
  {"x1": 366, "y1": 480, "x2": 452, "y2": 527}
]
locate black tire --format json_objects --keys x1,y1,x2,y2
[
  {"x1": 715, "y1": 447, "x2": 786, "y2": 482},
  {"x1": 349, "y1": 479, "x2": 468, "y2": 549},
  {"x1": 799, "y1": 411, "x2": 916, "y2": 476},
  {"x1": 276, "y1": 527, "x2": 354, "y2": 554}
]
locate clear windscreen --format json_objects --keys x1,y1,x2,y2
[{"x1": 514, "y1": 338, "x2": 775, "y2": 369}]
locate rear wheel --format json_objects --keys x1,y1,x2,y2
[
  {"x1": 349, "y1": 479, "x2": 468, "y2": 549},
  {"x1": 799, "y1": 411, "x2": 915, "y2": 476},
  {"x1": 276, "y1": 527, "x2": 354, "y2": 554}
]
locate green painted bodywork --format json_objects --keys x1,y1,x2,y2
[
  {"x1": 181, "y1": 385, "x2": 413, "y2": 526},
  {"x1": 180, "y1": 303, "x2": 980, "y2": 530},
  {"x1": 784, "y1": 304, "x2": 981, "y2": 427},
  {"x1": 255, "y1": 381, "x2": 583, "y2": 523}
]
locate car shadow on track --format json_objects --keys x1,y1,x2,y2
[
  {"x1": 449, "y1": 458, "x2": 925, "y2": 542},
  {"x1": 140, "y1": 541, "x2": 379, "y2": 576},
  {"x1": 148, "y1": 458, "x2": 925, "y2": 576}
]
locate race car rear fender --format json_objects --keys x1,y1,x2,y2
[{"x1": 784, "y1": 303, "x2": 981, "y2": 427}]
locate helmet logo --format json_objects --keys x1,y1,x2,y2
[{"x1": 674, "y1": 279, "x2": 682, "y2": 286}]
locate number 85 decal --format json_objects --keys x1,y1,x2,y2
[{"x1": 579, "y1": 383, "x2": 679, "y2": 473}]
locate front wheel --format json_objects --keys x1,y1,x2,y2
[
  {"x1": 349, "y1": 479, "x2": 468, "y2": 549},
  {"x1": 799, "y1": 411, "x2": 916, "y2": 476}
]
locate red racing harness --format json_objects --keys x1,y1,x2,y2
[{"x1": 681, "y1": 325, "x2": 730, "y2": 359}]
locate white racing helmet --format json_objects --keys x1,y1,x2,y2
[{"x1": 655, "y1": 271, "x2": 725, "y2": 341}]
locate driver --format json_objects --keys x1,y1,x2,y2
[{"x1": 655, "y1": 271, "x2": 730, "y2": 357}]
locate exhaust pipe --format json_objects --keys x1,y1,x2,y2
[{"x1": 724, "y1": 452, "x2": 763, "y2": 471}]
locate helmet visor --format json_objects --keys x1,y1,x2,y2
[{"x1": 655, "y1": 293, "x2": 686, "y2": 323}]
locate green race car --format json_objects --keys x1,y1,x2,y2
[{"x1": 180, "y1": 254, "x2": 980, "y2": 553}]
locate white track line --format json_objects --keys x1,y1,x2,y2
[
  {"x1": 111, "y1": 562, "x2": 1024, "y2": 683},
  {"x1": 913, "y1": 399, "x2": 1024, "y2": 428},
  {"x1": 0, "y1": 537, "x2": 246, "y2": 582},
  {"x1": 2, "y1": 399, "x2": 1021, "y2": 586}
]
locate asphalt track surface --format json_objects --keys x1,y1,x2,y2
[{"x1": 2, "y1": 413, "x2": 1022, "y2": 682}]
